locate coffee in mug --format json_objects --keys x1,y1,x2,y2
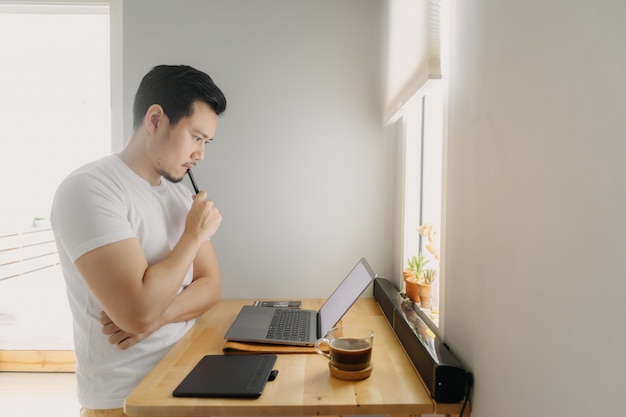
[{"x1": 315, "y1": 327, "x2": 374, "y2": 380}]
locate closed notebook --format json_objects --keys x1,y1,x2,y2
[{"x1": 173, "y1": 354, "x2": 277, "y2": 399}]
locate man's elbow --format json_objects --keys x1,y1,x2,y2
[{"x1": 114, "y1": 308, "x2": 159, "y2": 336}]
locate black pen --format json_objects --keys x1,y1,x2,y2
[{"x1": 187, "y1": 169, "x2": 200, "y2": 195}]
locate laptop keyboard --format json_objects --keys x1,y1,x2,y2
[{"x1": 265, "y1": 309, "x2": 311, "y2": 342}]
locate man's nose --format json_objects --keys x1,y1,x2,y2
[{"x1": 192, "y1": 145, "x2": 205, "y2": 161}]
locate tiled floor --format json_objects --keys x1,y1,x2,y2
[{"x1": 0, "y1": 372, "x2": 79, "y2": 416}]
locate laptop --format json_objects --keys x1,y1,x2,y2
[{"x1": 224, "y1": 257, "x2": 376, "y2": 346}]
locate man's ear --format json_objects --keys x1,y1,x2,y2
[{"x1": 144, "y1": 104, "x2": 165, "y2": 134}]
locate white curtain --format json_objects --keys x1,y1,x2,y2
[{"x1": 384, "y1": 0, "x2": 443, "y2": 125}]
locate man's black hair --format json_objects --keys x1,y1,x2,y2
[{"x1": 132, "y1": 65, "x2": 227, "y2": 129}]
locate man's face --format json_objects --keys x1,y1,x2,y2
[{"x1": 153, "y1": 101, "x2": 218, "y2": 183}]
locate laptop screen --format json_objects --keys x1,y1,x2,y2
[{"x1": 318, "y1": 258, "x2": 376, "y2": 336}]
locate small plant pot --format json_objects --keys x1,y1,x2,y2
[
  {"x1": 417, "y1": 283, "x2": 432, "y2": 309},
  {"x1": 402, "y1": 270, "x2": 415, "y2": 281},
  {"x1": 405, "y1": 278, "x2": 420, "y2": 303}
]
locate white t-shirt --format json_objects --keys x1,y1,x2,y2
[{"x1": 51, "y1": 154, "x2": 195, "y2": 409}]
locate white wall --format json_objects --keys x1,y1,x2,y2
[
  {"x1": 118, "y1": 2, "x2": 626, "y2": 415},
  {"x1": 121, "y1": 0, "x2": 393, "y2": 298},
  {"x1": 445, "y1": 1, "x2": 626, "y2": 416}
]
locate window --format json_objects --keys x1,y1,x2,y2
[
  {"x1": 386, "y1": 0, "x2": 449, "y2": 330},
  {"x1": 0, "y1": 1, "x2": 111, "y2": 233},
  {"x1": 0, "y1": 1, "x2": 110, "y2": 356},
  {"x1": 401, "y1": 80, "x2": 444, "y2": 326}
]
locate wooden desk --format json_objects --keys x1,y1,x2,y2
[{"x1": 125, "y1": 299, "x2": 467, "y2": 417}]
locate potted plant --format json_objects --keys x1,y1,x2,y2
[
  {"x1": 417, "y1": 223, "x2": 441, "y2": 311},
  {"x1": 417, "y1": 268, "x2": 437, "y2": 309},
  {"x1": 404, "y1": 254, "x2": 429, "y2": 303}
]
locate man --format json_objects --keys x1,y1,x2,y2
[{"x1": 51, "y1": 65, "x2": 227, "y2": 416}]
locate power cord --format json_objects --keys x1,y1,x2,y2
[{"x1": 459, "y1": 372, "x2": 473, "y2": 417}]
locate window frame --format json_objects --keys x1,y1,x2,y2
[{"x1": 0, "y1": 0, "x2": 116, "y2": 369}]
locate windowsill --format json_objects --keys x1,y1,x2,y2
[
  {"x1": 0, "y1": 350, "x2": 75, "y2": 372},
  {"x1": 400, "y1": 292, "x2": 441, "y2": 336}
]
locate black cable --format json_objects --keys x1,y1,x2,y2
[{"x1": 459, "y1": 372, "x2": 473, "y2": 417}]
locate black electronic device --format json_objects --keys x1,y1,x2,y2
[
  {"x1": 173, "y1": 354, "x2": 277, "y2": 398},
  {"x1": 253, "y1": 300, "x2": 302, "y2": 308},
  {"x1": 373, "y1": 278, "x2": 467, "y2": 404}
]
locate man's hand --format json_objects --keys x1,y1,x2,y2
[
  {"x1": 186, "y1": 191, "x2": 222, "y2": 241},
  {"x1": 100, "y1": 310, "x2": 159, "y2": 350}
]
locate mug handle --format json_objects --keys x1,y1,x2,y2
[{"x1": 314, "y1": 337, "x2": 331, "y2": 359}]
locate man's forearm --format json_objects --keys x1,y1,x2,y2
[
  {"x1": 159, "y1": 274, "x2": 222, "y2": 325},
  {"x1": 100, "y1": 275, "x2": 220, "y2": 350}
]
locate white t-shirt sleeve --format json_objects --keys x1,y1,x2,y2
[{"x1": 52, "y1": 171, "x2": 136, "y2": 263}]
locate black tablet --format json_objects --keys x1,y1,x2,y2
[{"x1": 173, "y1": 354, "x2": 277, "y2": 399}]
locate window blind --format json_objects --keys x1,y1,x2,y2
[{"x1": 384, "y1": 0, "x2": 444, "y2": 125}]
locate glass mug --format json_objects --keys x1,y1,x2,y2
[{"x1": 315, "y1": 327, "x2": 374, "y2": 379}]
